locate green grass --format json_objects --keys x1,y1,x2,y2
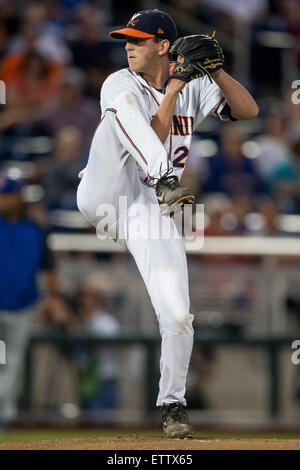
[
  {"x1": 0, "y1": 430, "x2": 156, "y2": 443},
  {"x1": 1, "y1": 430, "x2": 300, "y2": 443}
]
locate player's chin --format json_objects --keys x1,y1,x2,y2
[
  {"x1": 128, "y1": 60, "x2": 144, "y2": 73},
  {"x1": 128, "y1": 64, "x2": 138, "y2": 72}
]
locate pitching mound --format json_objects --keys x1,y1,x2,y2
[{"x1": 1, "y1": 435, "x2": 300, "y2": 450}]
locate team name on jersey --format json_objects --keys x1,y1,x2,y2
[{"x1": 171, "y1": 115, "x2": 194, "y2": 136}]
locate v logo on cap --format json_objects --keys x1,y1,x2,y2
[
  {"x1": 110, "y1": 9, "x2": 177, "y2": 42},
  {"x1": 130, "y1": 13, "x2": 142, "y2": 22}
]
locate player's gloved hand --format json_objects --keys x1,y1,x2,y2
[{"x1": 169, "y1": 32, "x2": 224, "y2": 83}]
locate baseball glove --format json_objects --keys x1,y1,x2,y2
[{"x1": 169, "y1": 32, "x2": 224, "y2": 83}]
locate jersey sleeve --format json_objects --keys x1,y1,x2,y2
[
  {"x1": 194, "y1": 76, "x2": 237, "y2": 128},
  {"x1": 213, "y1": 98, "x2": 238, "y2": 122},
  {"x1": 101, "y1": 73, "x2": 151, "y2": 119},
  {"x1": 100, "y1": 73, "x2": 170, "y2": 179}
]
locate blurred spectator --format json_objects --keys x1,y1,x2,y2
[
  {"x1": 0, "y1": 174, "x2": 60, "y2": 430},
  {"x1": 180, "y1": 167, "x2": 200, "y2": 199},
  {"x1": 203, "y1": 193, "x2": 251, "y2": 236},
  {"x1": 252, "y1": 0, "x2": 300, "y2": 94},
  {"x1": 32, "y1": 292, "x2": 79, "y2": 410},
  {"x1": 110, "y1": 0, "x2": 142, "y2": 25},
  {"x1": 4, "y1": 2, "x2": 71, "y2": 65},
  {"x1": 76, "y1": 288, "x2": 121, "y2": 412},
  {"x1": 85, "y1": 59, "x2": 117, "y2": 100},
  {"x1": 254, "y1": 107, "x2": 290, "y2": 181},
  {"x1": 202, "y1": 193, "x2": 232, "y2": 237},
  {"x1": 230, "y1": 194, "x2": 252, "y2": 235},
  {"x1": 185, "y1": 343, "x2": 216, "y2": 410},
  {"x1": 6, "y1": 50, "x2": 60, "y2": 107},
  {"x1": 34, "y1": 67, "x2": 100, "y2": 151},
  {"x1": 39, "y1": 293, "x2": 76, "y2": 334},
  {"x1": 285, "y1": 90, "x2": 300, "y2": 143},
  {"x1": 38, "y1": 126, "x2": 85, "y2": 210},
  {"x1": 271, "y1": 139, "x2": 300, "y2": 214},
  {"x1": 0, "y1": 1, "x2": 20, "y2": 60},
  {"x1": 276, "y1": 0, "x2": 300, "y2": 68},
  {"x1": 253, "y1": 196, "x2": 284, "y2": 236},
  {"x1": 66, "y1": 4, "x2": 119, "y2": 96},
  {"x1": 166, "y1": 0, "x2": 205, "y2": 16},
  {"x1": 41, "y1": 0, "x2": 73, "y2": 32},
  {"x1": 207, "y1": 0, "x2": 268, "y2": 25},
  {"x1": 61, "y1": 0, "x2": 93, "y2": 10},
  {"x1": 162, "y1": 0, "x2": 215, "y2": 31},
  {"x1": 68, "y1": 4, "x2": 107, "y2": 71},
  {"x1": 0, "y1": 48, "x2": 60, "y2": 133},
  {"x1": 200, "y1": 194, "x2": 255, "y2": 264},
  {"x1": 204, "y1": 0, "x2": 268, "y2": 38},
  {"x1": 0, "y1": 3, "x2": 68, "y2": 134},
  {"x1": 201, "y1": 122, "x2": 262, "y2": 198}
]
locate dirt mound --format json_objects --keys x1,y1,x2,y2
[{"x1": 1, "y1": 436, "x2": 300, "y2": 450}]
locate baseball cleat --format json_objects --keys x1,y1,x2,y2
[
  {"x1": 161, "y1": 402, "x2": 194, "y2": 439},
  {"x1": 159, "y1": 203, "x2": 173, "y2": 216},
  {"x1": 169, "y1": 203, "x2": 184, "y2": 218},
  {"x1": 160, "y1": 200, "x2": 194, "y2": 217},
  {"x1": 155, "y1": 175, "x2": 195, "y2": 216},
  {"x1": 160, "y1": 202, "x2": 189, "y2": 217}
]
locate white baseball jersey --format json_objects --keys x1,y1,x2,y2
[
  {"x1": 77, "y1": 66, "x2": 231, "y2": 408},
  {"x1": 77, "y1": 67, "x2": 230, "y2": 228}
]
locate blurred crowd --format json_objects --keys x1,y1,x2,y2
[
  {"x1": 0, "y1": 0, "x2": 299, "y2": 237},
  {"x1": 1, "y1": 0, "x2": 300, "y2": 425}
]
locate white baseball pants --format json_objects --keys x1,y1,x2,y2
[{"x1": 78, "y1": 175, "x2": 194, "y2": 407}]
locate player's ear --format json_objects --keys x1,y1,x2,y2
[{"x1": 158, "y1": 39, "x2": 170, "y2": 56}]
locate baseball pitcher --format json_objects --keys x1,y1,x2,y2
[{"x1": 77, "y1": 9, "x2": 258, "y2": 438}]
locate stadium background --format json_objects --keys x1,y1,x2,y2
[{"x1": 0, "y1": 0, "x2": 300, "y2": 444}]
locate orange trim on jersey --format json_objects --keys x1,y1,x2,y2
[
  {"x1": 168, "y1": 133, "x2": 172, "y2": 161},
  {"x1": 140, "y1": 83, "x2": 160, "y2": 106},
  {"x1": 105, "y1": 108, "x2": 148, "y2": 167},
  {"x1": 214, "y1": 97, "x2": 225, "y2": 116},
  {"x1": 107, "y1": 76, "x2": 168, "y2": 179},
  {"x1": 115, "y1": 116, "x2": 148, "y2": 166},
  {"x1": 110, "y1": 28, "x2": 155, "y2": 39},
  {"x1": 128, "y1": 68, "x2": 161, "y2": 106},
  {"x1": 144, "y1": 173, "x2": 155, "y2": 184},
  {"x1": 106, "y1": 108, "x2": 117, "y2": 114}
]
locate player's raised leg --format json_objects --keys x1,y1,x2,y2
[{"x1": 104, "y1": 94, "x2": 195, "y2": 215}]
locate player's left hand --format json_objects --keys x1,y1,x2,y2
[{"x1": 169, "y1": 32, "x2": 224, "y2": 83}]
